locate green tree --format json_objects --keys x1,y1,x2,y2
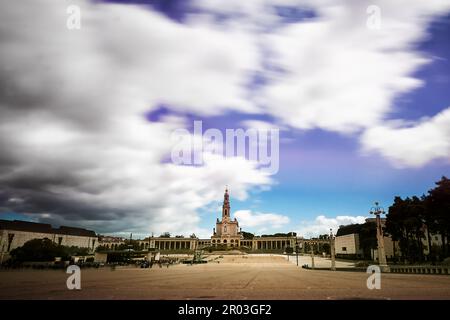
[
  {"x1": 96, "y1": 245, "x2": 109, "y2": 252},
  {"x1": 320, "y1": 242, "x2": 331, "y2": 254},
  {"x1": 359, "y1": 221, "x2": 377, "y2": 259},
  {"x1": 117, "y1": 239, "x2": 141, "y2": 251},
  {"x1": 9, "y1": 238, "x2": 87, "y2": 262},
  {"x1": 409, "y1": 196, "x2": 427, "y2": 261},
  {"x1": 261, "y1": 232, "x2": 297, "y2": 237},
  {"x1": 426, "y1": 176, "x2": 450, "y2": 258},
  {"x1": 336, "y1": 224, "x2": 361, "y2": 236},
  {"x1": 241, "y1": 231, "x2": 254, "y2": 240},
  {"x1": 66, "y1": 246, "x2": 90, "y2": 256},
  {"x1": 386, "y1": 196, "x2": 426, "y2": 262},
  {"x1": 303, "y1": 242, "x2": 311, "y2": 253}
]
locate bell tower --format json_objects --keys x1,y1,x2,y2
[
  {"x1": 211, "y1": 186, "x2": 242, "y2": 247},
  {"x1": 222, "y1": 187, "x2": 230, "y2": 222}
]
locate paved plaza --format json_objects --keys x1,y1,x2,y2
[{"x1": 1, "y1": 255, "x2": 449, "y2": 300}]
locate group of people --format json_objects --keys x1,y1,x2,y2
[{"x1": 140, "y1": 254, "x2": 174, "y2": 268}]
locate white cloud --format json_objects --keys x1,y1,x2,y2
[
  {"x1": 0, "y1": 0, "x2": 271, "y2": 236},
  {"x1": 234, "y1": 209, "x2": 290, "y2": 233},
  {"x1": 361, "y1": 107, "x2": 450, "y2": 167},
  {"x1": 0, "y1": 0, "x2": 259, "y2": 118},
  {"x1": 240, "y1": 120, "x2": 284, "y2": 131},
  {"x1": 193, "y1": 0, "x2": 450, "y2": 166},
  {"x1": 259, "y1": 0, "x2": 449, "y2": 133},
  {"x1": 1, "y1": 0, "x2": 449, "y2": 238},
  {"x1": 297, "y1": 215, "x2": 367, "y2": 238}
]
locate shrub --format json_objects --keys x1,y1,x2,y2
[
  {"x1": 10, "y1": 238, "x2": 69, "y2": 262},
  {"x1": 9, "y1": 238, "x2": 90, "y2": 263}
]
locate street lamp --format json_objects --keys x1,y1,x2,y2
[
  {"x1": 330, "y1": 229, "x2": 336, "y2": 271},
  {"x1": 295, "y1": 237, "x2": 299, "y2": 267},
  {"x1": 286, "y1": 235, "x2": 290, "y2": 261},
  {"x1": 370, "y1": 202, "x2": 389, "y2": 272},
  {"x1": 310, "y1": 240, "x2": 316, "y2": 269}
]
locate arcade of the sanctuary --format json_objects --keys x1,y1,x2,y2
[{"x1": 137, "y1": 188, "x2": 322, "y2": 252}]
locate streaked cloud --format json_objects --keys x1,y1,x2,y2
[
  {"x1": 361, "y1": 107, "x2": 450, "y2": 167},
  {"x1": 234, "y1": 209, "x2": 290, "y2": 233},
  {"x1": 193, "y1": 0, "x2": 450, "y2": 166},
  {"x1": 0, "y1": 0, "x2": 271, "y2": 236},
  {"x1": 1, "y1": 0, "x2": 449, "y2": 237},
  {"x1": 297, "y1": 215, "x2": 367, "y2": 238}
]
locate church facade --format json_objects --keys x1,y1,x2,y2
[{"x1": 210, "y1": 188, "x2": 242, "y2": 247}]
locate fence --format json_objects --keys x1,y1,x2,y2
[{"x1": 390, "y1": 265, "x2": 450, "y2": 274}]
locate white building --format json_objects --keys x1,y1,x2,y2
[
  {"x1": 98, "y1": 235, "x2": 125, "y2": 250},
  {"x1": 335, "y1": 233, "x2": 362, "y2": 256},
  {"x1": 0, "y1": 220, "x2": 98, "y2": 261}
]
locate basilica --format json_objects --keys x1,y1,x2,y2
[
  {"x1": 135, "y1": 187, "x2": 301, "y2": 252},
  {"x1": 211, "y1": 188, "x2": 242, "y2": 247}
]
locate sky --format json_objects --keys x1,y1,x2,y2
[{"x1": 0, "y1": 0, "x2": 449, "y2": 239}]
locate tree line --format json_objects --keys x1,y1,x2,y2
[
  {"x1": 385, "y1": 176, "x2": 450, "y2": 263},
  {"x1": 8, "y1": 238, "x2": 90, "y2": 263},
  {"x1": 335, "y1": 176, "x2": 449, "y2": 263}
]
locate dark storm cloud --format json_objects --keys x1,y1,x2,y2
[
  {"x1": 0, "y1": 187, "x2": 122, "y2": 219},
  {"x1": 0, "y1": 0, "x2": 270, "y2": 237}
]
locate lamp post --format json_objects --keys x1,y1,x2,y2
[
  {"x1": 295, "y1": 237, "x2": 299, "y2": 267},
  {"x1": 286, "y1": 235, "x2": 290, "y2": 261},
  {"x1": 330, "y1": 229, "x2": 336, "y2": 271},
  {"x1": 370, "y1": 202, "x2": 389, "y2": 272},
  {"x1": 310, "y1": 241, "x2": 315, "y2": 269}
]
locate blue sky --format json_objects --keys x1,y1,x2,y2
[
  {"x1": 0, "y1": 0, "x2": 449, "y2": 238},
  {"x1": 131, "y1": 0, "x2": 450, "y2": 236}
]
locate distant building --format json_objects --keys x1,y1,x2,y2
[
  {"x1": 98, "y1": 235, "x2": 125, "y2": 250},
  {"x1": 0, "y1": 220, "x2": 98, "y2": 260},
  {"x1": 335, "y1": 233, "x2": 362, "y2": 257},
  {"x1": 139, "y1": 237, "x2": 199, "y2": 251},
  {"x1": 334, "y1": 231, "x2": 398, "y2": 260},
  {"x1": 334, "y1": 218, "x2": 446, "y2": 260},
  {"x1": 130, "y1": 188, "x2": 301, "y2": 252}
]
